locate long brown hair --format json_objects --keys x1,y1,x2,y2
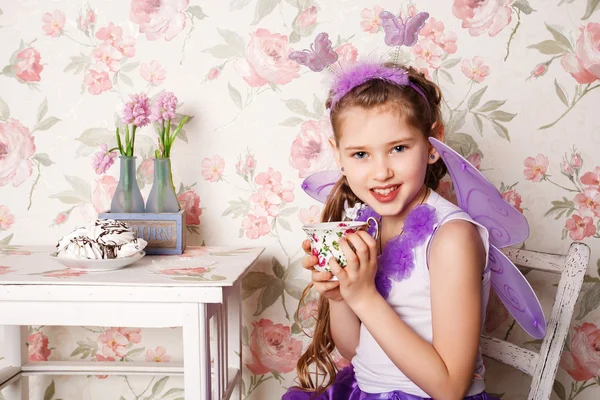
[{"x1": 293, "y1": 64, "x2": 447, "y2": 394}]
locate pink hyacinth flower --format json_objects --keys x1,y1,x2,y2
[
  {"x1": 122, "y1": 93, "x2": 151, "y2": 127},
  {"x1": 151, "y1": 91, "x2": 177, "y2": 123}
]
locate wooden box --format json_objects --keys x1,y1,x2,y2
[{"x1": 98, "y1": 209, "x2": 186, "y2": 255}]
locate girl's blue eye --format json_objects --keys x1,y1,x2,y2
[
  {"x1": 393, "y1": 145, "x2": 406, "y2": 153},
  {"x1": 353, "y1": 151, "x2": 367, "y2": 159}
]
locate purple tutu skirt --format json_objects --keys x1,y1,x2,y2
[{"x1": 282, "y1": 365, "x2": 498, "y2": 400}]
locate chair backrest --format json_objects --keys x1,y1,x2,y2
[{"x1": 481, "y1": 242, "x2": 590, "y2": 400}]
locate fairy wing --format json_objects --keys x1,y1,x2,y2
[
  {"x1": 289, "y1": 49, "x2": 323, "y2": 72},
  {"x1": 402, "y1": 12, "x2": 430, "y2": 47},
  {"x1": 313, "y1": 32, "x2": 339, "y2": 66},
  {"x1": 289, "y1": 32, "x2": 338, "y2": 72},
  {"x1": 379, "y1": 11, "x2": 405, "y2": 47},
  {"x1": 429, "y1": 137, "x2": 546, "y2": 338},
  {"x1": 301, "y1": 169, "x2": 342, "y2": 203}
]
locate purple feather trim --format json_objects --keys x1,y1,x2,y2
[{"x1": 331, "y1": 62, "x2": 409, "y2": 106}]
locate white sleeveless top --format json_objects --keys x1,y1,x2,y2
[{"x1": 352, "y1": 191, "x2": 491, "y2": 397}]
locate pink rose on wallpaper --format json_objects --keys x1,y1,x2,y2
[
  {"x1": 140, "y1": 60, "x2": 166, "y2": 85},
  {"x1": 461, "y1": 56, "x2": 490, "y2": 83},
  {"x1": 84, "y1": 69, "x2": 112, "y2": 95},
  {"x1": 574, "y1": 188, "x2": 600, "y2": 217},
  {"x1": 565, "y1": 214, "x2": 596, "y2": 240},
  {"x1": 42, "y1": 10, "x2": 66, "y2": 38},
  {"x1": 98, "y1": 328, "x2": 129, "y2": 358},
  {"x1": 485, "y1": 291, "x2": 508, "y2": 332},
  {"x1": 467, "y1": 153, "x2": 482, "y2": 170},
  {"x1": 28, "y1": 331, "x2": 51, "y2": 361},
  {"x1": 236, "y1": 29, "x2": 300, "y2": 87},
  {"x1": 92, "y1": 43, "x2": 122, "y2": 72},
  {"x1": 114, "y1": 36, "x2": 136, "y2": 58},
  {"x1": 299, "y1": 205, "x2": 321, "y2": 225},
  {"x1": 335, "y1": 43, "x2": 359, "y2": 66},
  {"x1": 96, "y1": 22, "x2": 123, "y2": 43},
  {"x1": 242, "y1": 214, "x2": 270, "y2": 239},
  {"x1": 412, "y1": 38, "x2": 443, "y2": 70},
  {"x1": 295, "y1": 6, "x2": 317, "y2": 30},
  {"x1": 289, "y1": 118, "x2": 335, "y2": 178},
  {"x1": 53, "y1": 211, "x2": 68, "y2": 226},
  {"x1": 130, "y1": 0, "x2": 190, "y2": 41},
  {"x1": 14, "y1": 47, "x2": 43, "y2": 82},
  {"x1": 0, "y1": 205, "x2": 15, "y2": 230},
  {"x1": 146, "y1": 346, "x2": 172, "y2": 362},
  {"x1": 560, "y1": 323, "x2": 600, "y2": 380},
  {"x1": 78, "y1": 9, "x2": 96, "y2": 31},
  {"x1": 581, "y1": 167, "x2": 600, "y2": 189},
  {"x1": 436, "y1": 179, "x2": 457, "y2": 205},
  {"x1": 0, "y1": 266, "x2": 15, "y2": 275},
  {"x1": 138, "y1": 157, "x2": 154, "y2": 185},
  {"x1": 255, "y1": 167, "x2": 283, "y2": 189},
  {"x1": 297, "y1": 298, "x2": 318, "y2": 329},
  {"x1": 201, "y1": 155, "x2": 225, "y2": 182},
  {"x1": 360, "y1": 6, "x2": 384, "y2": 34},
  {"x1": 0, "y1": 118, "x2": 36, "y2": 187},
  {"x1": 206, "y1": 67, "x2": 221, "y2": 81},
  {"x1": 177, "y1": 190, "x2": 202, "y2": 225},
  {"x1": 523, "y1": 154, "x2": 549, "y2": 182},
  {"x1": 530, "y1": 63, "x2": 549, "y2": 79},
  {"x1": 44, "y1": 268, "x2": 88, "y2": 278},
  {"x1": 420, "y1": 18, "x2": 458, "y2": 54},
  {"x1": 250, "y1": 188, "x2": 281, "y2": 217},
  {"x1": 452, "y1": 0, "x2": 513, "y2": 37},
  {"x1": 119, "y1": 327, "x2": 142, "y2": 344},
  {"x1": 245, "y1": 319, "x2": 302, "y2": 374},
  {"x1": 502, "y1": 189, "x2": 523, "y2": 213},
  {"x1": 561, "y1": 53, "x2": 597, "y2": 84},
  {"x1": 92, "y1": 175, "x2": 118, "y2": 213},
  {"x1": 570, "y1": 22, "x2": 600, "y2": 82}
]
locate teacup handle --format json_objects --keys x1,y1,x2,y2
[{"x1": 366, "y1": 217, "x2": 379, "y2": 241}]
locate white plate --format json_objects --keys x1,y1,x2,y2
[{"x1": 49, "y1": 251, "x2": 146, "y2": 271}]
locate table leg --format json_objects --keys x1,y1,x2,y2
[
  {"x1": 183, "y1": 303, "x2": 211, "y2": 400},
  {"x1": 1, "y1": 326, "x2": 28, "y2": 400},
  {"x1": 227, "y1": 282, "x2": 242, "y2": 400}
]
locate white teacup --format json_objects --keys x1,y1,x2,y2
[{"x1": 302, "y1": 218, "x2": 379, "y2": 280}]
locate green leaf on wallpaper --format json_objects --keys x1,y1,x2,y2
[
  {"x1": 467, "y1": 86, "x2": 487, "y2": 110},
  {"x1": 554, "y1": 79, "x2": 569, "y2": 107},
  {"x1": 76, "y1": 128, "x2": 114, "y2": 147},
  {"x1": 277, "y1": 217, "x2": 292, "y2": 232},
  {"x1": 283, "y1": 257, "x2": 303, "y2": 280},
  {"x1": 289, "y1": 31, "x2": 301, "y2": 43},
  {"x1": 582, "y1": 0, "x2": 600, "y2": 20},
  {"x1": 291, "y1": 322, "x2": 302, "y2": 334},
  {"x1": 491, "y1": 120, "x2": 510, "y2": 141},
  {"x1": 527, "y1": 40, "x2": 568, "y2": 55},
  {"x1": 284, "y1": 279, "x2": 305, "y2": 300},
  {"x1": 252, "y1": 0, "x2": 280, "y2": 25},
  {"x1": 34, "y1": 117, "x2": 60, "y2": 132},
  {"x1": 64, "y1": 53, "x2": 91, "y2": 75},
  {"x1": 445, "y1": 132, "x2": 480, "y2": 157},
  {"x1": 188, "y1": 5, "x2": 207, "y2": 20},
  {"x1": 255, "y1": 279, "x2": 284, "y2": 315},
  {"x1": 280, "y1": 206, "x2": 298, "y2": 217},
  {"x1": 312, "y1": 94, "x2": 324, "y2": 117},
  {"x1": 203, "y1": 44, "x2": 242, "y2": 59},
  {"x1": 477, "y1": 100, "x2": 506, "y2": 112},
  {"x1": 120, "y1": 61, "x2": 139, "y2": 73},
  {"x1": 445, "y1": 109, "x2": 467, "y2": 135},
  {"x1": 544, "y1": 197, "x2": 576, "y2": 219},
  {"x1": 272, "y1": 257, "x2": 285, "y2": 279},
  {"x1": 489, "y1": 111, "x2": 516, "y2": 122},
  {"x1": 441, "y1": 58, "x2": 461, "y2": 69},
  {"x1": 280, "y1": 117, "x2": 304, "y2": 126},
  {"x1": 50, "y1": 190, "x2": 84, "y2": 204},
  {"x1": 217, "y1": 28, "x2": 245, "y2": 55},
  {"x1": 0, "y1": 96, "x2": 9, "y2": 121},
  {"x1": 552, "y1": 380, "x2": 566, "y2": 400},
  {"x1": 473, "y1": 114, "x2": 484, "y2": 135},
  {"x1": 222, "y1": 198, "x2": 250, "y2": 218},
  {"x1": 0, "y1": 234, "x2": 13, "y2": 245},
  {"x1": 33, "y1": 153, "x2": 54, "y2": 166},
  {"x1": 545, "y1": 24, "x2": 573, "y2": 51},
  {"x1": 125, "y1": 347, "x2": 145, "y2": 358},
  {"x1": 152, "y1": 376, "x2": 169, "y2": 396},
  {"x1": 228, "y1": 82, "x2": 243, "y2": 109},
  {"x1": 230, "y1": 0, "x2": 252, "y2": 11},
  {"x1": 64, "y1": 175, "x2": 92, "y2": 202},
  {"x1": 576, "y1": 282, "x2": 600, "y2": 320},
  {"x1": 513, "y1": 0, "x2": 535, "y2": 14},
  {"x1": 283, "y1": 98, "x2": 317, "y2": 118},
  {"x1": 37, "y1": 98, "x2": 48, "y2": 123},
  {"x1": 119, "y1": 73, "x2": 133, "y2": 87},
  {"x1": 162, "y1": 388, "x2": 184, "y2": 397},
  {"x1": 439, "y1": 69, "x2": 454, "y2": 84},
  {"x1": 242, "y1": 325, "x2": 249, "y2": 346},
  {"x1": 43, "y1": 380, "x2": 55, "y2": 400},
  {"x1": 243, "y1": 271, "x2": 274, "y2": 291}
]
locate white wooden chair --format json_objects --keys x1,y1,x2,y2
[{"x1": 481, "y1": 242, "x2": 591, "y2": 400}]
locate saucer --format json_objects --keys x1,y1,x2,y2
[{"x1": 49, "y1": 251, "x2": 146, "y2": 271}]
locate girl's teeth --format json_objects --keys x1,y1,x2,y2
[{"x1": 373, "y1": 186, "x2": 397, "y2": 195}]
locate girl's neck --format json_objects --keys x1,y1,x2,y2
[{"x1": 380, "y1": 185, "x2": 430, "y2": 246}]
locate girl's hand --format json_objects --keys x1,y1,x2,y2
[
  {"x1": 328, "y1": 231, "x2": 379, "y2": 308},
  {"x1": 301, "y1": 239, "x2": 343, "y2": 302}
]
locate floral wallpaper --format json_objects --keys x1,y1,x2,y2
[{"x1": 1, "y1": 0, "x2": 600, "y2": 399}]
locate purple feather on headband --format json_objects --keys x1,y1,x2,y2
[{"x1": 330, "y1": 62, "x2": 410, "y2": 107}]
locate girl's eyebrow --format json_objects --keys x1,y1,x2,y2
[{"x1": 344, "y1": 138, "x2": 415, "y2": 151}]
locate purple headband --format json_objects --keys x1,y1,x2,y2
[{"x1": 330, "y1": 62, "x2": 429, "y2": 108}]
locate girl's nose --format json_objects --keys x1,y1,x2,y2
[{"x1": 373, "y1": 157, "x2": 393, "y2": 181}]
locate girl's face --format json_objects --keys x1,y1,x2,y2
[{"x1": 331, "y1": 106, "x2": 439, "y2": 223}]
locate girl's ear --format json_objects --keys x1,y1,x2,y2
[
  {"x1": 427, "y1": 122, "x2": 444, "y2": 164},
  {"x1": 329, "y1": 137, "x2": 343, "y2": 173}
]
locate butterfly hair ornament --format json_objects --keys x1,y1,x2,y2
[{"x1": 291, "y1": 8, "x2": 547, "y2": 340}]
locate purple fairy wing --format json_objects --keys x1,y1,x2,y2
[
  {"x1": 301, "y1": 169, "x2": 342, "y2": 203},
  {"x1": 313, "y1": 32, "x2": 339, "y2": 66},
  {"x1": 289, "y1": 49, "x2": 323, "y2": 72},
  {"x1": 379, "y1": 11, "x2": 405, "y2": 47},
  {"x1": 488, "y1": 245, "x2": 546, "y2": 339},
  {"x1": 402, "y1": 12, "x2": 429, "y2": 46},
  {"x1": 428, "y1": 137, "x2": 529, "y2": 248}
]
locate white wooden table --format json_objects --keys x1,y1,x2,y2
[{"x1": 0, "y1": 245, "x2": 264, "y2": 400}]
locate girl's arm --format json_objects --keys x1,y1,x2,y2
[
  {"x1": 329, "y1": 297, "x2": 361, "y2": 360},
  {"x1": 348, "y1": 220, "x2": 485, "y2": 400}
]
